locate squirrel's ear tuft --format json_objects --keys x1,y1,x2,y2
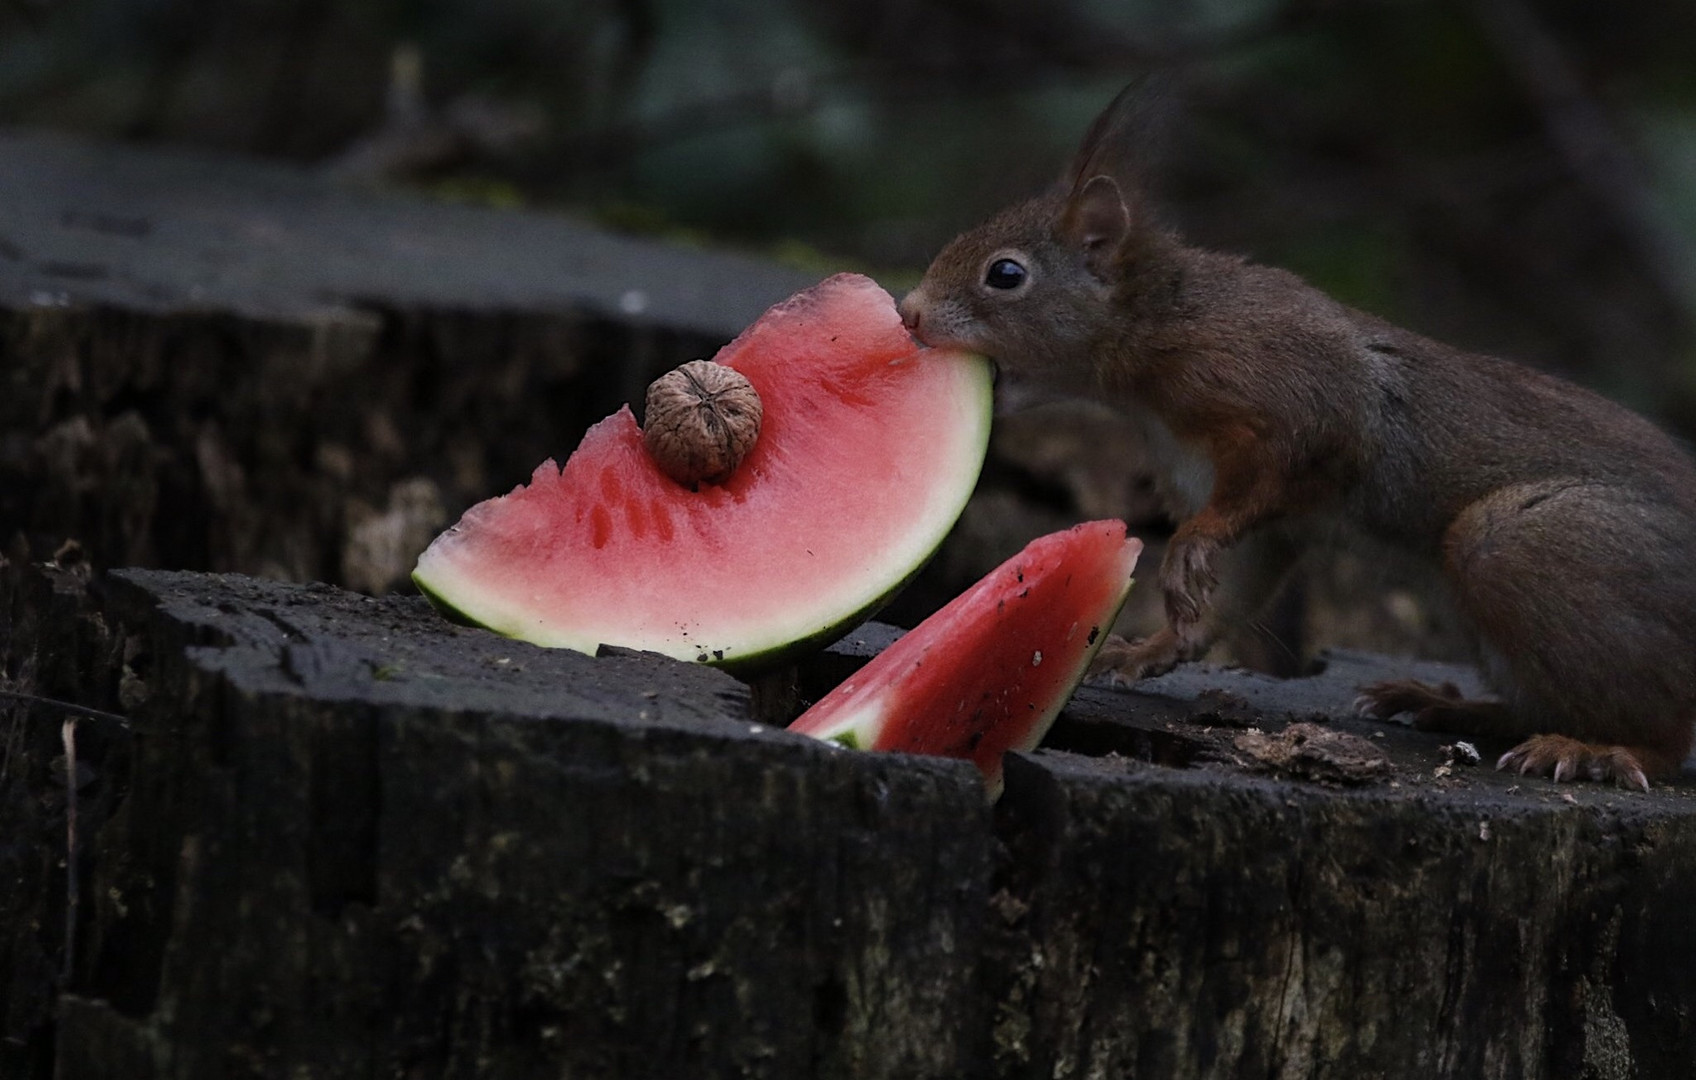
[
  {"x1": 1061, "y1": 175, "x2": 1131, "y2": 272},
  {"x1": 1063, "y1": 76, "x2": 1172, "y2": 187},
  {"x1": 1065, "y1": 82, "x2": 1142, "y2": 191},
  {"x1": 1058, "y1": 76, "x2": 1172, "y2": 269}
]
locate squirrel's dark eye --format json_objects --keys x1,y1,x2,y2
[{"x1": 984, "y1": 258, "x2": 1027, "y2": 290}]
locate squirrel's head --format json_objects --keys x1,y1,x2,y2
[
  {"x1": 898, "y1": 178, "x2": 1142, "y2": 408},
  {"x1": 898, "y1": 82, "x2": 1168, "y2": 410}
]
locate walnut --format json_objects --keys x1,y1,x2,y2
[{"x1": 642, "y1": 360, "x2": 763, "y2": 486}]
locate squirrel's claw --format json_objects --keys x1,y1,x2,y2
[{"x1": 1496, "y1": 734, "x2": 1651, "y2": 792}]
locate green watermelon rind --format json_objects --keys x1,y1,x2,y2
[
  {"x1": 412, "y1": 354, "x2": 994, "y2": 675},
  {"x1": 413, "y1": 576, "x2": 476, "y2": 626}
]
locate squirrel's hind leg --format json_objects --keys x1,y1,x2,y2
[
  {"x1": 1436, "y1": 481, "x2": 1696, "y2": 789},
  {"x1": 1355, "y1": 680, "x2": 1688, "y2": 790}
]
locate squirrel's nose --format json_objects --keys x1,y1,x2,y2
[{"x1": 897, "y1": 295, "x2": 922, "y2": 333}]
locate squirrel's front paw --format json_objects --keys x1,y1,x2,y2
[{"x1": 1087, "y1": 627, "x2": 1182, "y2": 688}]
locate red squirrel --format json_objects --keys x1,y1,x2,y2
[{"x1": 898, "y1": 88, "x2": 1696, "y2": 790}]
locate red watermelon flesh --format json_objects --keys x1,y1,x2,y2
[
  {"x1": 412, "y1": 273, "x2": 994, "y2": 670},
  {"x1": 788, "y1": 521, "x2": 1141, "y2": 798}
]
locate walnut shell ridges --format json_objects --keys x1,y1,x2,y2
[{"x1": 642, "y1": 360, "x2": 764, "y2": 487}]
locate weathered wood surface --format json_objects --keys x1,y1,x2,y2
[
  {"x1": 0, "y1": 129, "x2": 817, "y2": 589},
  {"x1": 6, "y1": 566, "x2": 990, "y2": 1078},
  {"x1": 0, "y1": 129, "x2": 811, "y2": 336},
  {"x1": 4, "y1": 565, "x2": 1694, "y2": 1078}
]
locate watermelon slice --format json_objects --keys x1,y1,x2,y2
[
  {"x1": 789, "y1": 521, "x2": 1142, "y2": 798},
  {"x1": 412, "y1": 273, "x2": 994, "y2": 670}
]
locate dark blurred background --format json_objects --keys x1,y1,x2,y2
[
  {"x1": 5, "y1": 0, "x2": 1696, "y2": 668},
  {"x1": 8, "y1": 0, "x2": 1696, "y2": 399}
]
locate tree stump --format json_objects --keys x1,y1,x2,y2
[{"x1": 3, "y1": 566, "x2": 1693, "y2": 1078}]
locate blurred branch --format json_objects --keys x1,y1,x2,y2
[
  {"x1": 544, "y1": 67, "x2": 838, "y2": 176},
  {"x1": 806, "y1": 0, "x2": 1333, "y2": 79},
  {"x1": 1468, "y1": 0, "x2": 1696, "y2": 331},
  {"x1": 542, "y1": 0, "x2": 1324, "y2": 185},
  {"x1": 0, "y1": 690, "x2": 130, "y2": 730},
  {"x1": 322, "y1": 44, "x2": 547, "y2": 184},
  {"x1": 1178, "y1": 63, "x2": 1683, "y2": 392}
]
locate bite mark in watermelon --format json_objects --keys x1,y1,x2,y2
[
  {"x1": 411, "y1": 273, "x2": 994, "y2": 671},
  {"x1": 788, "y1": 521, "x2": 1142, "y2": 798}
]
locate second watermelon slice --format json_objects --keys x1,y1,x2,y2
[{"x1": 789, "y1": 521, "x2": 1142, "y2": 798}]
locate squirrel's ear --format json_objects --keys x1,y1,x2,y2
[{"x1": 1061, "y1": 174, "x2": 1131, "y2": 269}]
